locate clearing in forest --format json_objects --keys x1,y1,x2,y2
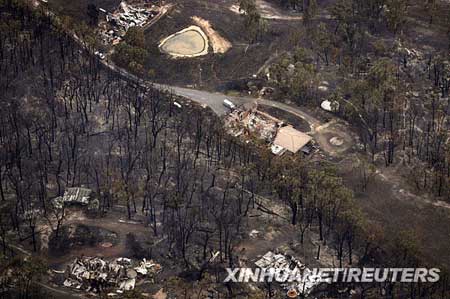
[{"x1": 230, "y1": 0, "x2": 303, "y2": 21}]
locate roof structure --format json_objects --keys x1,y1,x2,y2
[
  {"x1": 62, "y1": 187, "x2": 92, "y2": 205},
  {"x1": 273, "y1": 126, "x2": 312, "y2": 153}
]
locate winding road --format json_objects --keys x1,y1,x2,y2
[
  {"x1": 38, "y1": 1, "x2": 320, "y2": 131},
  {"x1": 105, "y1": 60, "x2": 321, "y2": 127}
]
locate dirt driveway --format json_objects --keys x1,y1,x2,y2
[{"x1": 230, "y1": 0, "x2": 303, "y2": 20}]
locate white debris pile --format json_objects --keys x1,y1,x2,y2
[
  {"x1": 53, "y1": 187, "x2": 92, "y2": 209},
  {"x1": 224, "y1": 107, "x2": 281, "y2": 143},
  {"x1": 63, "y1": 257, "x2": 161, "y2": 293},
  {"x1": 110, "y1": 1, "x2": 156, "y2": 30},
  {"x1": 255, "y1": 251, "x2": 322, "y2": 296},
  {"x1": 99, "y1": 1, "x2": 160, "y2": 45}
]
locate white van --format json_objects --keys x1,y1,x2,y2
[{"x1": 223, "y1": 99, "x2": 236, "y2": 110}]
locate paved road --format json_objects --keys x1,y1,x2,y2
[
  {"x1": 161, "y1": 84, "x2": 322, "y2": 131},
  {"x1": 171, "y1": 87, "x2": 321, "y2": 128},
  {"x1": 154, "y1": 83, "x2": 252, "y2": 115},
  {"x1": 106, "y1": 60, "x2": 322, "y2": 128},
  {"x1": 37, "y1": 5, "x2": 320, "y2": 128}
]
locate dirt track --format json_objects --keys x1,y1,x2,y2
[
  {"x1": 230, "y1": 0, "x2": 303, "y2": 20},
  {"x1": 192, "y1": 16, "x2": 232, "y2": 54}
]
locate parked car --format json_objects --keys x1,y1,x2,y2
[{"x1": 223, "y1": 99, "x2": 236, "y2": 110}]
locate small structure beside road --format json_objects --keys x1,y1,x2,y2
[
  {"x1": 52, "y1": 187, "x2": 96, "y2": 209},
  {"x1": 98, "y1": 1, "x2": 163, "y2": 46},
  {"x1": 62, "y1": 187, "x2": 92, "y2": 204}
]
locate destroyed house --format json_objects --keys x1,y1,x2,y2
[
  {"x1": 62, "y1": 187, "x2": 92, "y2": 205},
  {"x1": 255, "y1": 251, "x2": 322, "y2": 296},
  {"x1": 63, "y1": 257, "x2": 160, "y2": 293}
]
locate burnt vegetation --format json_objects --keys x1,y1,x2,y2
[{"x1": 266, "y1": 0, "x2": 450, "y2": 200}]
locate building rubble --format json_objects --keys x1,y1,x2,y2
[
  {"x1": 99, "y1": 1, "x2": 160, "y2": 45},
  {"x1": 225, "y1": 106, "x2": 281, "y2": 142},
  {"x1": 52, "y1": 187, "x2": 93, "y2": 209},
  {"x1": 63, "y1": 256, "x2": 161, "y2": 293},
  {"x1": 224, "y1": 104, "x2": 313, "y2": 156},
  {"x1": 255, "y1": 251, "x2": 322, "y2": 296}
]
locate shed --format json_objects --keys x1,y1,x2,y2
[{"x1": 62, "y1": 187, "x2": 92, "y2": 205}]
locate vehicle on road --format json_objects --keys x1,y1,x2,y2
[{"x1": 223, "y1": 99, "x2": 236, "y2": 110}]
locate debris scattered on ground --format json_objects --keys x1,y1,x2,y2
[
  {"x1": 395, "y1": 41, "x2": 427, "y2": 75},
  {"x1": 98, "y1": 1, "x2": 161, "y2": 45},
  {"x1": 52, "y1": 187, "x2": 93, "y2": 209},
  {"x1": 249, "y1": 229, "x2": 261, "y2": 239},
  {"x1": 255, "y1": 251, "x2": 322, "y2": 296},
  {"x1": 229, "y1": 0, "x2": 303, "y2": 21},
  {"x1": 63, "y1": 257, "x2": 161, "y2": 293},
  {"x1": 225, "y1": 105, "x2": 280, "y2": 142},
  {"x1": 271, "y1": 144, "x2": 286, "y2": 156},
  {"x1": 225, "y1": 104, "x2": 314, "y2": 156}
]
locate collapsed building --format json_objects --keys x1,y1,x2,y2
[
  {"x1": 52, "y1": 187, "x2": 94, "y2": 209},
  {"x1": 225, "y1": 105, "x2": 313, "y2": 156},
  {"x1": 225, "y1": 107, "x2": 280, "y2": 142},
  {"x1": 255, "y1": 251, "x2": 322, "y2": 297},
  {"x1": 99, "y1": 1, "x2": 160, "y2": 45},
  {"x1": 63, "y1": 256, "x2": 161, "y2": 293}
]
